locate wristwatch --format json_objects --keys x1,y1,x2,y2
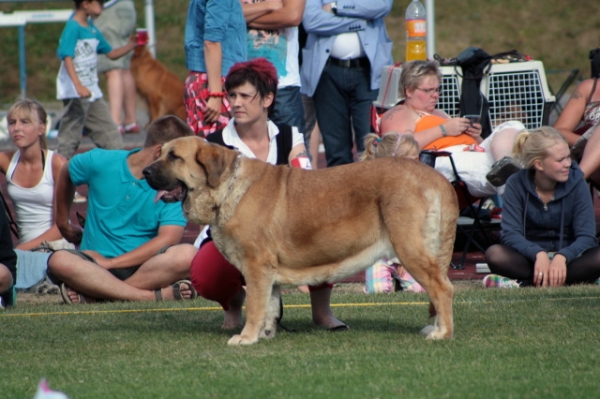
[{"x1": 331, "y1": 1, "x2": 338, "y2": 15}]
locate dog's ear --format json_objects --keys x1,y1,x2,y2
[{"x1": 196, "y1": 143, "x2": 233, "y2": 188}]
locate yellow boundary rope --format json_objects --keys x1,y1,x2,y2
[
  {"x1": 0, "y1": 302, "x2": 427, "y2": 318},
  {"x1": 1, "y1": 296, "x2": 598, "y2": 318}
]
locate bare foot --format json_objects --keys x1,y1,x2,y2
[
  {"x1": 297, "y1": 285, "x2": 310, "y2": 293},
  {"x1": 65, "y1": 285, "x2": 95, "y2": 304},
  {"x1": 222, "y1": 288, "x2": 245, "y2": 330},
  {"x1": 310, "y1": 286, "x2": 347, "y2": 330},
  {"x1": 161, "y1": 281, "x2": 194, "y2": 301},
  {"x1": 312, "y1": 309, "x2": 347, "y2": 330}
]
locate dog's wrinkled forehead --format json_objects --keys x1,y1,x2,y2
[
  {"x1": 156, "y1": 136, "x2": 232, "y2": 191},
  {"x1": 160, "y1": 136, "x2": 202, "y2": 161}
]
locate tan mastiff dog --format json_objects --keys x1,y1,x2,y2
[{"x1": 143, "y1": 136, "x2": 459, "y2": 345}]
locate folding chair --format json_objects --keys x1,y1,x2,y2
[{"x1": 420, "y1": 150, "x2": 501, "y2": 269}]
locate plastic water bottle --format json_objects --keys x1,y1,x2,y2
[{"x1": 405, "y1": 0, "x2": 427, "y2": 61}]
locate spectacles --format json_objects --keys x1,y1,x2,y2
[{"x1": 415, "y1": 87, "x2": 440, "y2": 95}]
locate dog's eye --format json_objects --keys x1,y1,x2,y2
[{"x1": 168, "y1": 151, "x2": 181, "y2": 161}]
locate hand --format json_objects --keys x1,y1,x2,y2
[
  {"x1": 548, "y1": 254, "x2": 567, "y2": 287},
  {"x1": 82, "y1": 250, "x2": 114, "y2": 269},
  {"x1": 75, "y1": 84, "x2": 91, "y2": 99},
  {"x1": 443, "y1": 117, "x2": 472, "y2": 136},
  {"x1": 204, "y1": 96, "x2": 223, "y2": 124},
  {"x1": 533, "y1": 252, "x2": 551, "y2": 287},
  {"x1": 322, "y1": 3, "x2": 333, "y2": 13},
  {"x1": 464, "y1": 122, "x2": 483, "y2": 138},
  {"x1": 59, "y1": 223, "x2": 83, "y2": 246}
]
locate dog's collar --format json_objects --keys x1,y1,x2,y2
[{"x1": 226, "y1": 153, "x2": 242, "y2": 193}]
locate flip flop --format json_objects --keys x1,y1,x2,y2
[
  {"x1": 327, "y1": 324, "x2": 350, "y2": 332},
  {"x1": 173, "y1": 279, "x2": 197, "y2": 300},
  {"x1": 59, "y1": 283, "x2": 90, "y2": 305}
]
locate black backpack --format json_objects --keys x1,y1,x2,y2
[{"x1": 454, "y1": 47, "x2": 526, "y2": 139}]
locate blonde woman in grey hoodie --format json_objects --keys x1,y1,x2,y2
[{"x1": 484, "y1": 126, "x2": 600, "y2": 288}]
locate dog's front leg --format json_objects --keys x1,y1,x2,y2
[
  {"x1": 259, "y1": 284, "x2": 280, "y2": 340},
  {"x1": 228, "y1": 267, "x2": 275, "y2": 346},
  {"x1": 148, "y1": 94, "x2": 162, "y2": 121}
]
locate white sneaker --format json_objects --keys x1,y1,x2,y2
[{"x1": 73, "y1": 192, "x2": 87, "y2": 204}]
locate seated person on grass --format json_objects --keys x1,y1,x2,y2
[
  {"x1": 0, "y1": 99, "x2": 73, "y2": 251},
  {"x1": 0, "y1": 196, "x2": 18, "y2": 309},
  {"x1": 554, "y1": 45, "x2": 600, "y2": 185},
  {"x1": 47, "y1": 115, "x2": 198, "y2": 304},
  {"x1": 0, "y1": 99, "x2": 74, "y2": 294},
  {"x1": 484, "y1": 127, "x2": 600, "y2": 288}
]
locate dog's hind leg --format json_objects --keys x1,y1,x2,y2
[
  {"x1": 422, "y1": 275, "x2": 453, "y2": 340},
  {"x1": 421, "y1": 188, "x2": 457, "y2": 340},
  {"x1": 228, "y1": 263, "x2": 276, "y2": 346},
  {"x1": 259, "y1": 284, "x2": 281, "y2": 340},
  {"x1": 388, "y1": 195, "x2": 454, "y2": 339},
  {"x1": 397, "y1": 251, "x2": 454, "y2": 340}
]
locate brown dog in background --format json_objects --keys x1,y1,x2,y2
[
  {"x1": 130, "y1": 46, "x2": 186, "y2": 122},
  {"x1": 144, "y1": 137, "x2": 459, "y2": 346}
]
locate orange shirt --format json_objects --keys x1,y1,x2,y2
[{"x1": 416, "y1": 115, "x2": 477, "y2": 150}]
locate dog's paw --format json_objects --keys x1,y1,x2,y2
[
  {"x1": 227, "y1": 334, "x2": 259, "y2": 346},
  {"x1": 259, "y1": 317, "x2": 278, "y2": 340},
  {"x1": 259, "y1": 326, "x2": 277, "y2": 340},
  {"x1": 425, "y1": 331, "x2": 444, "y2": 340},
  {"x1": 423, "y1": 326, "x2": 452, "y2": 340},
  {"x1": 420, "y1": 325, "x2": 435, "y2": 336}
]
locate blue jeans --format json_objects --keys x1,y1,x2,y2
[
  {"x1": 271, "y1": 85, "x2": 306, "y2": 136},
  {"x1": 313, "y1": 63, "x2": 378, "y2": 167}
]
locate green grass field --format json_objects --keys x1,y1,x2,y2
[{"x1": 2, "y1": 283, "x2": 599, "y2": 398}]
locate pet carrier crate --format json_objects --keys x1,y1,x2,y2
[{"x1": 374, "y1": 61, "x2": 555, "y2": 130}]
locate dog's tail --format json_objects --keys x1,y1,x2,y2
[
  {"x1": 422, "y1": 188, "x2": 457, "y2": 273},
  {"x1": 423, "y1": 187, "x2": 457, "y2": 328}
]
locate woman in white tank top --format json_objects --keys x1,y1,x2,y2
[{"x1": 0, "y1": 99, "x2": 72, "y2": 250}]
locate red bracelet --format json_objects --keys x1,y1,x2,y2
[{"x1": 207, "y1": 91, "x2": 227, "y2": 98}]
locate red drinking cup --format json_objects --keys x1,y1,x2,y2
[{"x1": 136, "y1": 28, "x2": 148, "y2": 45}]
